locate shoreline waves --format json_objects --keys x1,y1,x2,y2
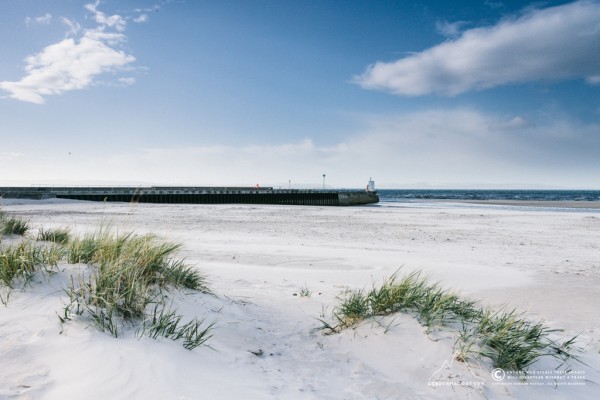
[{"x1": 378, "y1": 189, "x2": 600, "y2": 202}]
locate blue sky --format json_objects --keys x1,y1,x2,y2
[{"x1": 1, "y1": 0, "x2": 599, "y2": 188}]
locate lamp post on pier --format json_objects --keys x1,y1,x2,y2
[{"x1": 322, "y1": 174, "x2": 326, "y2": 190}]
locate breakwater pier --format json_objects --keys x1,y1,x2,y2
[{"x1": 0, "y1": 186, "x2": 379, "y2": 206}]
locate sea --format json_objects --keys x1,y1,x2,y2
[
  {"x1": 377, "y1": 189, "x2": 600, "y2": 202},
  {"x1": 373, "y1": 190, "x2": 600, "y2": 212}
]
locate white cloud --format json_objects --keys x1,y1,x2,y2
[
  {"x1": 435, "y1": 20, "x2": 467, "y2": 38},
  {"x1": 1, "y1": 2, "x2": 135, "y2": 104},
  {"x1": 118, "y1": 77, "x2": 136, "y2": 86},
  {"x1": 134, "y1": 5, "x2": 161, "y2": 13},
  {"x1": 0, "y1": 30, "x2": 134, "y2": 104},
  {"x1": 85, "y1": 1, "x2": 127, "y2": 32},
  {"x1": 61, "y1": 17, "x2": 82, "y2": 37},
  {"x1": 355, "y1": 1, "x2": 600, "y2": 96},
  {"x1": 25, "y1": 13, "x2": 52, "y2": 27},
  {"x1": 133, "y1": 14, "x2": 149, "y2": 23}
]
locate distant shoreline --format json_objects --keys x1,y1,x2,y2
[{"x1": 451, "y1": 199, "x2": 600, "y2": 209}]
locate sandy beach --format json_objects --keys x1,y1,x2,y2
[{"x1": 1, "y1": 199, "x2": 599, "y2": 399}]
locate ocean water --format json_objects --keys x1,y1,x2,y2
[{"x1": 377, "y1": 189, "x2": 600, "y2": 202}]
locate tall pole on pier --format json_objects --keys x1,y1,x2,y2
[{"x1": 322, "y1": 174, "x2": 326, "y2": 189}]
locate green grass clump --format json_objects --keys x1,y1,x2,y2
[
  {"x1": 337, "y1": 289, "x2": 369, "y2": 325},
  {"x1": 67, "y1": 228, "x2": 112, "y2": 264},
  {"x1": 299, "y1": 285, "x2": 312, "y2": 297},
  {"x1": 140, "y1": 304, "x2": 214, "y2": 349},
  {"x1": 67, "y1": 229, "x2": 207, "y2": 289},
  {"x1": 161, "y1": 259, "x2": 208, "y2": 290},
  {"x1": 2, "y1": 216, "x2": 30, "y2": 236},
  {"x1": 0, "y1": 242, "x2": 36, "y2": 287},
  {"x1": 0, "y1": 241, "x2": 64, "y2": 288},
  {"x1": 330, "y1": 271, "x2": 480, "y2": 330},
  {"x1": 66, "y1": 231, "x2": 191, "y2": 318},
  {"x1": 0, "y1": 215, "x2": 213, "y2": 348},
  {"x1": 62, "y1": 228, "x2": 212, "y2": 348},
  {"x1": 321, "y1": 271, "x2": 578, "y2": 372},
  {"x1": 37, "y1": 227, "x2": 71, "y2": 244},
  {"x1": 475, "y1": 307, "x2": 577, "y2": 371}
]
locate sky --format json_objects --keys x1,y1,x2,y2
[{"x1": 1, "y1": 0, "x2": 599, "y2": 189}]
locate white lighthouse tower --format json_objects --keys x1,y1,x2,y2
[{"x1": 367, "y1": 177, "x2": 375, "y2": 192}]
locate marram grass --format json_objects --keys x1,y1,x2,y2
[
  {"x1": 37, "y1": 227, "x2": 71, "y2": 245},
  {"x1": 61, "y1": 228, "x2": 212, "y2": 348},
  {"x1": 320, "y1": 270, "x2": 579, "y2": 372},
  {"x1": 1, "y1": 216, "x2": 30, "y2": 236},
  {"x1": 139, "y1": 304, "x2": 214, "y2": 350},
  {"x1": 299, "y1": 285, "x2": 312, "y2": 297},
  {"x1": 0, "y1": 213, "x2": 212, "y2": 348},
  {"x1": 474, "y1": 307, "x2": 578, "y2": 371},
  {"x1": 0, "y1": 241, "x2": 64, "y2": 288}
]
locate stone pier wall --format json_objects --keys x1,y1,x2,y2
[{"x1": 0, "y1": 187, "x2": 379, "y2": 206}]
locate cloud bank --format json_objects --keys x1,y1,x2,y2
[
  {"x1": 137, "y1": 110, "x2": 599, "y2": 187},
  {"x1": 0, "y1": 2, "x2": 135, "y2": 104},
  {"x1": 5, "y1": 109, "x2": 598, "y2": 188},
  {"x1": 355, "y1": 0, "x2": 600, "y2": 96}
]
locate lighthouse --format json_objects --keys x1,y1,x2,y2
[{"x1": 367, "y1": 177, "x2": 375, "y2": 192}]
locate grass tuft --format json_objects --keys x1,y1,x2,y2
[
  {"x1": 337, "y1": 289, "x2": 369, "y2": 326},
  {"x1": 2, "y1": 216, "x2": 30, "y2": 236},
  {"x1": 0, "y1": 241, "x2": 64, "y2": 288},
  {"x1": 474, "y1": 307, "x2": 577, "y2": 371},
  {"x1": 62, "y1": 228, "x2": 213, "y2": 348},
  {"x1": 140, "y1": 304, "x2": 214, "y2": 349},
  {"x1": 161, "y1": 259, "x2": 209, "y2": 292},
  {"x1": 322, "y1": 270, "x2": 579, "y2": 372},
  {"x1": 299, "y1": 285, "x2": 312, "y2": 297},
  {"x1": 37, "y1": 227, "x2": 71, "y2": 244},
  {"x1": 0, "y1": 214, "x2": 213, "y2": 349}
]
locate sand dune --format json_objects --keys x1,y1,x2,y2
[{"x1": 1, "y1": 199, "x2": 598, "y2": 399}]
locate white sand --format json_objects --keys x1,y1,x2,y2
[{"x1": 1, "y1": 199, "x2": 599, "y2": 399}]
